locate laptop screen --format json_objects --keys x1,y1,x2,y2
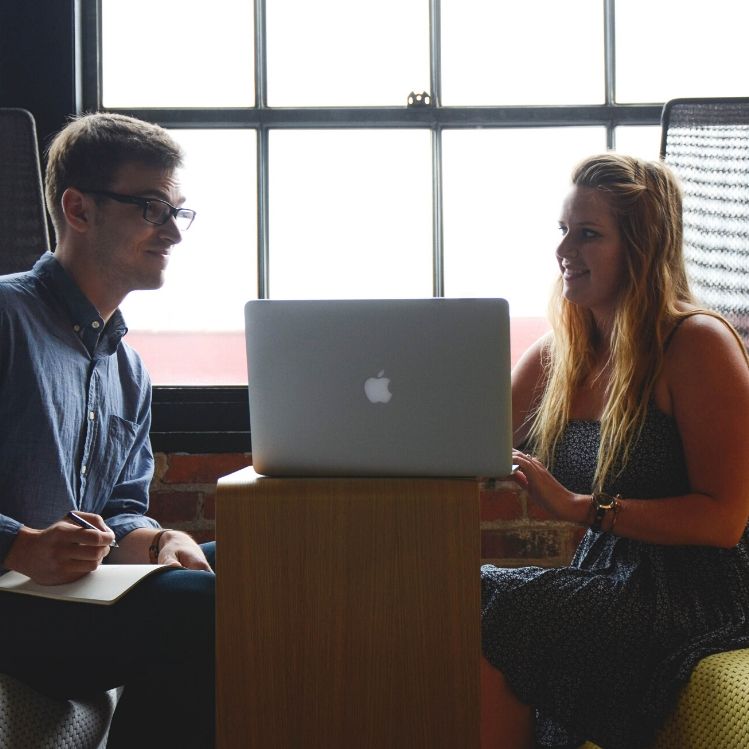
[{"x1": 244, "y1": 298, "x2": 512, "y2": 478}]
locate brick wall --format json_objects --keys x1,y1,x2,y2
[
  {"x1": 149, "y1": 453, "x2": 252, "y2": 544},
  {"x1": 150, "y1": 453, "x2": 580, "y2": 567},
  {"x1": 480, "y1": 478, "x2": 583, "y2": 567}
]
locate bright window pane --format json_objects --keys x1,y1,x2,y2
[
  {"x1": 101, "y1": 0, "x2": 254, "y2": 107},
  {"x1": 120, "y1": 130, "x2": 257, "y2": 385},
  {"x1": 616, "y1": 0, "x2": 749, "y2": 103},
  {"x1": 443, "y1": 128, "x2": 606, "y2": 323},
  {"x1": 614, "y1": 126, "x2": 662, "y2": 161},
  {"x1": 266, "y1": 0, "x2": 429, "y2": 106},
  {"x1": 269, "y1": 130, "x2": 432, "y2": 298},
  {"x1": 441, "y1": 0, "x2": 603, "y2": 105}
]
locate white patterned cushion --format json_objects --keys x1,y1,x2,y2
[{"x1": 0, "y1": 673, "x2": 122, "y2": 749}]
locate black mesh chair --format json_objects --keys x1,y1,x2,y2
[
  {"x1": 660, "y1": 97, "x2": 749, "y2": 347},
  {"x1": 0, "y1": 107, "x2": 50, "y2": 271},
  {"x1": 0, "y1": 108, "x2": 122, "y2": 748},
  {"x1": 627, "y1": 96, "x2": 749, "y2": 749}
]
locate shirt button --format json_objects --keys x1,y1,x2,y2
[
  {"x1": 73, "y1": 324, "x2": 81, "y2": 332},
  {"x1": 81, "y1": 464, "x2": 87, "y2": 475},
  {"x1": 91, "y1": 321, "x2": 101, "y2": 329},
  {"x1": 88, "y1": 411, "x2": 95, "y2": 421}
]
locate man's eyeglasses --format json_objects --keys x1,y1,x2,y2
[{"x1": 80, "y1": 190, "x2": 197, "y2": 231}]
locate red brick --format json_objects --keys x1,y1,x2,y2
[
  {"x1": 202, "y1": 492, "x2": 215, "y2": 520},
  {"x1": 480, "y1": 487, "x2": 524, "y2": 521},
  {"x1": 152, "y1": 453, "x2": 169, "y2": 483},
  {"x1": 162, "y1": 453, "x2": 252, "y2": 484},
  {"x1": 188, "y1": 528, "x2": 216, "y2": 545},
  {"x1": 481, "y1": 527, "x2": 563, "y2": 561},
  {"x1": 149, "y1": 490, "x2": 201, "y2": 523},
  {"x1": 569, "y1": 525, "x2": 588, "y2": 547},
  {"x1": 526, "y1": 501, "x2": 556, "y2": 522}
]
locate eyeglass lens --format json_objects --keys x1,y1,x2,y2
[{"x1": 144, "y1": 201, "x2": 195, "y2": 230}]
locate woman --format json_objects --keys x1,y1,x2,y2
[{"x1": 481, "y1": 153, "x2": 749, "y2": 749}]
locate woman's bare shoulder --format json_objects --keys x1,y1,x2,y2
[
  {"x1": 662, "y1": 310, "x2": 749, "y2": 409},
  {"x1": 513, "y1": 331, "x2": 553, "y2": 382},
  {"x1": 512, "y1": 332, "x2": 553, "y2": 442},
  {"x1": 666, "y1": 310, "x2": 747, "y2": 361}
]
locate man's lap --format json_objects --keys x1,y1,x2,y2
[{"x1": 0, "y1": 541, "x2": 215, "y2": 697}]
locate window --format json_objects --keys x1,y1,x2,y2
[
  {"x1": 441, "y1": 0, "x2": 604, "y2": 106},
  {"x1": 81, "y1": 0, "x2": 749, "y2": 447},
  {"x1": 615, "y1": 0, "x2": 749, "y2": 103}
]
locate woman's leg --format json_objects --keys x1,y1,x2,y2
[{"x1": 481, "y1": 656, "x2": 534, "y2": 749}]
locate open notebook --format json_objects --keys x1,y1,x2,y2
[
  {"x1": 0, "y1": 565, "x2": 168, "y2": 605},
  {"x1": 244, "y1": 297, "x2": 513, "y2": 478}
]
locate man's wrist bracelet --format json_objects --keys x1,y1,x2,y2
[{"x1": 148, "y1": 529, "x2": 171, "y2": 563}]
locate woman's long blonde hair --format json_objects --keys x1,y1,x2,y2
[{"x1": 527, "y1": 153, "x2": 695, "y2": 490}]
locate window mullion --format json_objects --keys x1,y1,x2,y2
[
  {"x1": 431, "y1": 128, "x2": 444, "y2": 297},
  {"x1": 257, "y1": 128, "x2": 270, "y2": 299},
  {"x1": 254, "y1": 0, "x2": 267, "y2": 108},
  {"x1": 255, "y1": 0, "x2": 270, "y2": 298},
  {"x1": 604, "y1": 0, "x2": 616, "y2": 149},
  {"x1": 79, "y1": 0, "x2": 102, "y2": 112},
  {"x1": 430, "y1": 0, "x2": 442, "y2": 106},
  {"x1": 430, "y1": 0, "x2": 443, "y2": 297}
]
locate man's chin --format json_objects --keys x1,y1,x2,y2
[{"x1": 135, "y1": 272, "x2": 167, "y2": 291}]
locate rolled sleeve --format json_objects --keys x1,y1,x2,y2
[{"x1": 0, "y1": 514, "x2": 23, "y2": 569}]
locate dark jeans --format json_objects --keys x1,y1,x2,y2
[{"x1": 0, "y1": 542, "x2": 216, "y2": 749}]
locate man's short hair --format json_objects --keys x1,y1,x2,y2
[{"x1": 45, "y1": 112, "x2": 184, "y2": 236}]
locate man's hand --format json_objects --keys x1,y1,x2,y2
[
  {"x1": 156, "y1": 530, "x2": 212, "y2": 571},
  {"x1": 3, "y1": 512, "x2": 115, "y2": 585},
  {"x1": 106, "y1": 527, "x2": 211, "y2": 568}
]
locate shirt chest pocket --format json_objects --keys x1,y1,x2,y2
[{"x1": 81, "y1": 415, "x2": 141, "y2": 510}]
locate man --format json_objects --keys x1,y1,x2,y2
[{"x1": 0, "y1": 113, "x2": 214, "y2": 748}]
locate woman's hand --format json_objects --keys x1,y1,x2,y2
[{"x1": 512, "y1": 450, "x2": 590, "y2": 525}]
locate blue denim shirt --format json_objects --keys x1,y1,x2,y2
[{"x1": 0, "y1": 252, "x2": 159, "y2": 565}]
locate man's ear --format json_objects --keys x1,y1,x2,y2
[{"x1": 60, "y1": 187, "x2": 93, "y2": 234}]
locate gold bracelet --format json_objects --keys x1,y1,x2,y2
[
  {"x1": 590, "y1": 492, "x2": 621, "y2": 532},
  {"x1": 148, "y1": 529, "x2": 171, "y2": 563}
]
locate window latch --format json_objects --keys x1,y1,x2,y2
[{"x1": 407, "y1": 91, "x2": 434, "y2": 108}]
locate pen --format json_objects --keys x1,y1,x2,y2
[{"x1": 67, "y1": 510, "x2": 119, "y2": 548}]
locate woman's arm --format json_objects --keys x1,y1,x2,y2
[
  {"x1": 618, "y1": 314, "x2": 749, "y2": 547},
  {"x1": 511, "y1": 333, "x2": 551, "y2": 447},
  {"x1": 514, "y1": 315, "x2": 749, "y2": 548}
]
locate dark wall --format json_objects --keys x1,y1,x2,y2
[{"x1": 0, "y1": 0, "x2": 77, "y2": 153}]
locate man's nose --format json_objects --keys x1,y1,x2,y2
[{"x1": 160, "y1": 217, "x2": 183, "y2": 244}]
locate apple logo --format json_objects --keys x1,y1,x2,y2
[{"x1": 364, "y1": 370, "x2": 392, "y2": 404}]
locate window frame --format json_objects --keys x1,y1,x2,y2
[{"x1": 78, "y1": 0, "x2": 663, "y2": 452}]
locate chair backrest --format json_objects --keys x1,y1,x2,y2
[
  {"x1": 660, "y1": 97, "x2": 749, "y2": 346},
  {"x1": 0, "y1": 108, "x2": 50, "y2": 273}
]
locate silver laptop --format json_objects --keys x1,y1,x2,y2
[{"x1": 244, "y1": 298, "x2": 512, "y2": 478}]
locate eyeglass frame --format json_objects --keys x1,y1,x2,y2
[{"x1": 78, "y1": 189, "x2": 197, "y2": 230}]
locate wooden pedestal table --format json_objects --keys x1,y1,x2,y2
[{"x1": 216, "y1": 467, "x2": 480, "y2": 748}]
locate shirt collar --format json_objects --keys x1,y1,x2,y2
[{"x1": 32, "y1": 251, "x2": 128, "y2": 356}]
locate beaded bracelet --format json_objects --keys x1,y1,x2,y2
[{"x1": 609, "y1": 496, "x2": 621, "y2": 533}]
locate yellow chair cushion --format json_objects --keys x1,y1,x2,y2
[{"x1": 580, "y1": 648, "x2": 749, "y2": 749}]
